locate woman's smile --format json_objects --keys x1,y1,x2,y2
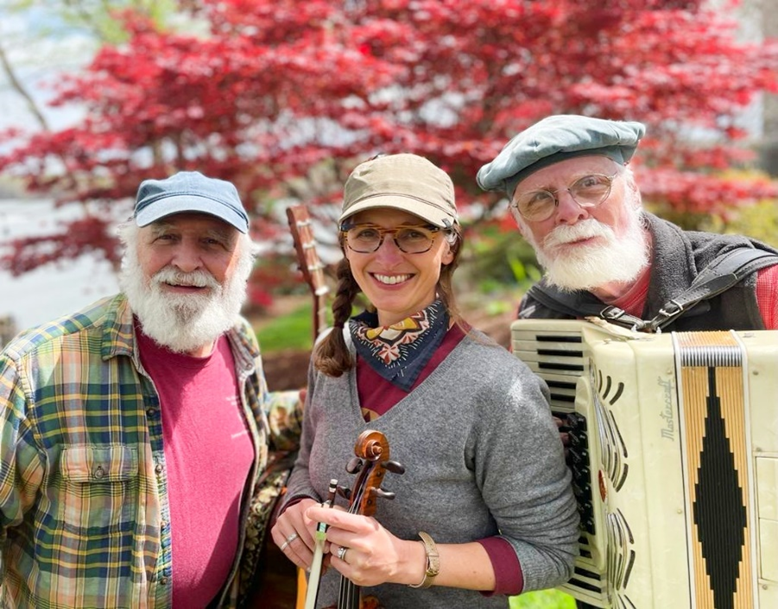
[{"x1": 371, "y1": 273, "x2": 413, "y2": 286}]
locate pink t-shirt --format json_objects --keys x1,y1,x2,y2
[
  {"x1": 137, "y1": 326, "x2": 254, "y2": 607},
  {"x1": 755, "y1": 265, "x2": 778, "y2": 329}
]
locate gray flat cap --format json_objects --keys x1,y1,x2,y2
[{"x1": 477, "y1": 115, "x2": 646, "y2": 196}]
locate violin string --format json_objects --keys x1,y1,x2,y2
[
  {"x1": 333, "y1": 435, "x2": 396, "y2": 609},
  {"x1": 337, "y1": 460, "x2": 376, "y2": 609}
]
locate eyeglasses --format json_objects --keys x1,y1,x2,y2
[
  {"x1": 341, "y1": 223, "x2": 443, "y2": 254},
  {"x1": 511, "y1": 173, "x2": 619, "y2": 222}
]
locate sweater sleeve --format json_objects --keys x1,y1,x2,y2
[
  {"x1": 470, "y1": 354, "x2": 580, "y2": 592},
  {"x1": 280, "y1": 362, "x2": 322, "y2": 507}
]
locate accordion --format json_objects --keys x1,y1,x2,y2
[{"x1": 511, "y1": 319, "x2": 777, "y2": 609}]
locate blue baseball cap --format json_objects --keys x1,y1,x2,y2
[
  {"x1": 134, "y1": 171, "x2": 250, "y2": 233},
  {"x1": 477, "y1": 115, "x2": 646, "y2": 197}
]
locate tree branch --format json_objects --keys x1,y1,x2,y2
[{"x1": 0, "y1": 39, "x2": 50, "y2": 131}]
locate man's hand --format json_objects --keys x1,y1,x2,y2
[{"x1": 553, "y1": 415, "x2": 570, "y2": 459}]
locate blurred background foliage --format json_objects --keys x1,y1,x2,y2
[{"x1": 2, "y1": 0, "x2": 778, "y2": 312}]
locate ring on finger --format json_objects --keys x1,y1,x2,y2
[
  {"x1": 280, "y1": 532, "x2": 299, "y2": 552},
  {"x1": 336, "y1": 545, "x2": 349, "y2": 561}
]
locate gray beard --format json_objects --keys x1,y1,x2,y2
[
  {"x1": 119, "y1": 255, "x2": 248, "y2": 354},
  {"x1": 530, "y1": 214, "x2": 649, "y2": 293}
]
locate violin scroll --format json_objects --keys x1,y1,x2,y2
[{"x1": 341, "y1": 430, "x2": 404, "y2": 517}]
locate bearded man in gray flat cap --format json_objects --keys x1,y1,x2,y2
[
  {"x1": 479, "y1": 114, "x2": 778, "y2": 609},
  {"x1": 478, "y1": 114, "x2": 778, "y2": 333}
]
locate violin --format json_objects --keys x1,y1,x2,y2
[{"x1": 325, "y1": 430, "x2": 405, "y2": 609}]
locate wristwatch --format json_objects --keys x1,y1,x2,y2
[{"x1": 409, "y1": 531, "x2": 440, "y2": 589}]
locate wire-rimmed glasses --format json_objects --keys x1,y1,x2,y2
[
  {"x1": 341, "y1": 223, "x2": 443, "y2": 254},
  {"x1": 511, "y1": 173, "x2": 619, "y2": 222}
]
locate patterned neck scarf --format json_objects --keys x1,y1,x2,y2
[{"x1": 349, "y1": 300, "x2": 449, "y2": 392}]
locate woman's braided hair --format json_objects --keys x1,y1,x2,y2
[{"x1": 312, "y1": 257, "x2": 362, "y2": 376}]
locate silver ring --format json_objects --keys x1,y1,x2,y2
[
  {"x1": 279, "y1": 532, "x2": 298, "y2": 552},
  {"x1": 337, "y1": 545, "x2": 349, "y2": 561}
]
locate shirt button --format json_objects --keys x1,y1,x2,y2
[
  {"x1": 146, "y1": 408, "x2": 157, "y2": 417},
  {"x1": 160, "y1": 577, "x2": 169, "y2": 585},
  {"x1": 155, "y1": 464, "x2": 163, "y2": 474},
  {"x1": 93, "y1": 465, "x2": 106, "y2": 480}
]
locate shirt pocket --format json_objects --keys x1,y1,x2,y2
[{"x1": 59, "y1": 444, "x2": 139, "y2": 533}]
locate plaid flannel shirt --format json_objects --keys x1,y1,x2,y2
[{"x1": 0, "y1": 294, "x2": 302, "y2": 609}]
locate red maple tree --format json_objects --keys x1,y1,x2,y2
[{"x1": 2, "y1": 0, "x2": 777, "y2": 302}]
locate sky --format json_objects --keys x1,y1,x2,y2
[
  {"x1": 0, "y1": 5, "x2": 112, "y2": 333},
  {"x1": 0, "y1": 5, "x2": 91, "y2": 136}
]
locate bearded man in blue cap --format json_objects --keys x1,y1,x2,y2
[
  {"x1": 0, "y1": 172, "x2": 301, "y2": 608},
  {"x1": 478, "y1": 114, "x2": 778, "y2": 332}
]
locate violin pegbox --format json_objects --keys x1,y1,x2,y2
[{"x1": 338, "y1": 430, "x2": 404, "y2": 517}]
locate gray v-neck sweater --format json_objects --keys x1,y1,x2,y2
[{"x1": 285, "y1": 329, "x2": 579, "y2": 608}]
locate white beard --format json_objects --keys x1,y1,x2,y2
[
  {"x1": 118, "y1": 242, "x2": 252, "y2": 354},
  {"x1": 528, "y1": 211, "x2": 649, "y2": 293}
]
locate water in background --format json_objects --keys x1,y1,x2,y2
[{"x1": 0, "y1": 199, "x2": 121, "y2": 334}]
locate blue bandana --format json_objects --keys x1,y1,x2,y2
[{"x1": 349, "y1": 300, "x2": 449, "y2": 392}]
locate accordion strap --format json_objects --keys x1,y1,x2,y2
[{"x1": 527, "y1": 248, "x2": 778, "y2": 333}]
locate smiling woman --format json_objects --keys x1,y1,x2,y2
[{"x1": 270, "y1": 153, "x2": 579, "y2": 609}]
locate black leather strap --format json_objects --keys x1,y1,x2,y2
[
  {"x1": 644, "y1": 249, "x2": 778, "y2": 332},
  {"x1": 526, "y1": 248, "x2": 778, "y2": 333}
]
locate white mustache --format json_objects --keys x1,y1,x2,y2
[
  {"x1": 152, "y1": 268, "x2": 220, "y2": 290},
  {"x1": 544, "y1": 219, "x2": 614, "y2": 248}
]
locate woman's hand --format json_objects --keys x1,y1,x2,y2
[
  {"x1": 305, "y1": 504, "x2": 426, "y2": 588},
  {"x1": 271, "y1": 497, "x2": 319, "y2": 570}
]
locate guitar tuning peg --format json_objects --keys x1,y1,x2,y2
[
  {"x1": 383, "y1": 460, "x2": 405, "y2": 475},
  {"x1": 337, "y1": 485, "x2": 352, "y2": 500},
  {"x1": 346, "y1": 457, "x2": 363, "y2": 474},
  {"x1": 371, "y1": 488, "x2": 396, "y2": 501}
]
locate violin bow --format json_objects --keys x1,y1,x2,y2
[{"x1": 304, "y1": 479, "x2": 338, "y2": 609}]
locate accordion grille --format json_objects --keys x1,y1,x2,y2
[{"x1": 676, "y1": 331, "x2": 754, "y2": 609}]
